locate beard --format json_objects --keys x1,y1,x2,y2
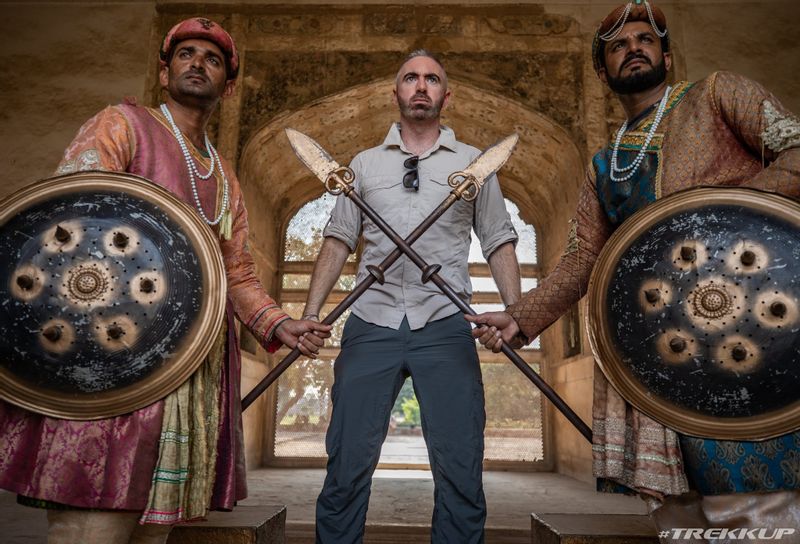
[
  {"x1": 398, "y1": 92, "x2": 446, "y2": 121},
  {"x1": 170, "y1": 71, "x2": 222, "y2": 104},
  {"x1": 606, "y1": 54, "x2": 668, "y2": 95}
]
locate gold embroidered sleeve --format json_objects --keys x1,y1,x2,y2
[
  {"x1": 711, "y1": 71, "x2": 800, "y2": 199},
  {"x1": 220, "y1": 173, "x2": 290, "y2": 353},
  {"x1": 56, "y1": 106, "x2": 133, "y2": 174},
  {"x1": 507, "y1": 168, "x2": 613, "y2": 341}
]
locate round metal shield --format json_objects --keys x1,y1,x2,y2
[
  {"x1": 0, "y1": 171, "x2": 226, "y2": 419},
  {"x1": 588, "y1": 187, "x2": 800, "y2": 440}
]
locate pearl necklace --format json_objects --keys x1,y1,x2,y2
[
  {"x1": 599, "y1": 1, "x2": 667, "y2": 43},
  {"x1": 645, "y1": 1, "x2": 668, "y2": 38},
  {"x1": 599, "y1": 2, "x2": 632, "y2": 42},
  {"x1": 160, "y1": 103, "x2": 229, "y2": 226},
  {"x1": 610, "y1": 85, "x2": 671, "y2": 183}
]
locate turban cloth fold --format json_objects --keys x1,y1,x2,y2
[
  {"x1": 592, "y1": 1, "x2": 669, "y2": 73},
  {"x1": 160, "y1": 17, "x2": 239, "y2": 80}
]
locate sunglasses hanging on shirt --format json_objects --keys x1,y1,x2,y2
[{"x1": 403, "y1": 156, "x2": 419, "y2": 191}]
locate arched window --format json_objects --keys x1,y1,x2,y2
[{"x1": 269, "y1": 195, "x2": 545, "y2": 467}]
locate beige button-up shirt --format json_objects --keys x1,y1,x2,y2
[{"x1": 323, "y1": 123, "x2": 517, "y2": 330}]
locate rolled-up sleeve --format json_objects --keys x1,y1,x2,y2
[
  {"x1": 322, "y1": 154, "x2": 364, "y2": 252},
  {"x1": 474, "y1": 173, "x2": 518, "y2": 259}
]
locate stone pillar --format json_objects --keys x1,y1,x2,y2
[{"x1": 218, "y1": 13, "x2": 247, "y2": 171}]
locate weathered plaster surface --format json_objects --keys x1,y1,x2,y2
[{"x1": 0, "y1": 3, "x2": 155, "y2": 195}]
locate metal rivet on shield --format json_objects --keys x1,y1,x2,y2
[
  {"x1": 645, "y1": 288, "x2": 661, "y2": 303},
  {"x1": 731, "y1": 345, "x2": 748, "y2": 361},
  {"x1": 55, "y1": 225, "x2": 71, "y2": 243},
  {"x1": 139, "y1": 278, "x2": 155, "y2": 293},
  {"x1": 680, "y1": 246, "x2": 696, "y2": 262},
  {"x1": 770, "y1": 301, "x2": 787, "y2": 318},
  {"x1": 43, "y1": 326, "x2": 62, "y2": 342},
  {"x1": 669, "y1": 337, "x2": 686, "y2": 353},
  {"x1": 740, "y1": 250, "x2": 756, "y2": 266},
  {"x1": 16, "y1": 274, "x2": 35, "y2": 290},
  {"x1": 113, "y1": 232, "x2": 129, "y2": 249},
  {"x1": 107, "y1": 324, "x2": 125, "y2": 339}
]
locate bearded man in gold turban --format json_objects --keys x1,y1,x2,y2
[{"x1": 468, "y1": 0, "x2": 800, "y2": 537}]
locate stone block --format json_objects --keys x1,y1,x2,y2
[
  {"x1": 168, "y1": 505, "x2": 286, "y2": 544},
  {"x1": 421, "y1": 14, "x2": 460, "y2": 35},
  {"x1": 364, "y1": 11, "x2": 416, "y2": 34},
  {"x1": 531, "y1": 513, "x2": 658, "y2": 544},
  {"x1": 484, "y1": 13, "x2": 574, "y2": 36}
]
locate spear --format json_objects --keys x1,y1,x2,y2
[
  {"x1": 241, "y1": 131, "x2": 518, "y2": 411},
  {"x1": 276, "y1": 130, "x2": 592, "y2": 443},
  {"x1": 242, "y1": 131, "x2": 593, "y2": 444},
  {"x1": 242, "y1": 132, "x2": 519, "y2": 410}
]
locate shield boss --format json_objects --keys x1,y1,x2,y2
[
  {"x1": 0, "y1": 171, "x2": 226, "y2": 419},
  {"x1": 588, "y1": 187, "x2": 800, "y2": 440}
]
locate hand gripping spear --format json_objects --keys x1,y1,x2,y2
[
  {"x1": 241, "y1": 130, "x2": 592, "y2": 443},
  {"x1": 239, "y1": 130, "x2": 514, "y2": 410}
]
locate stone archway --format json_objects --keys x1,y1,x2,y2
[
  {"x1": 237, "y1": 77, "x2": 586, "y2": 468},
  {"x1": 237, "y1": 76, "x2": 585, "y2": 271},
  {"x1": 239, "y1": 77, "x2": 585, "y2": 468}
]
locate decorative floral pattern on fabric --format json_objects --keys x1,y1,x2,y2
[
  {"x1": 563, "y1": 218, "x2": 579, "y2": 255},
  {"x1": 762, "y1": 100, "x2": 800, "y2": 153},
  {"x1": 55, "y1": 149, "x2": 101, "y2": 174},
  {"x1": 594, "y1": 144, "x2": 660, "y2": 225},
  {"x1": 781, "y1": 450, "x2": 800, "y2": 488},
  {"x1": 591, "y1": 366, "x2": 689, "y2": 497},
  {"x1": 680, "y1": 432, "x2": 800, "y2": 495},
  {"x1": 594, "y1": 82, "x2": 693, "y2": 226},
  {"x1": 755, "y1": 438, "x2": 786, "y2": 460}
]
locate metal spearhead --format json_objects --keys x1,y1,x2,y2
[
  {"x1": 465, "y1": 133, "x2": 519, "y2": 182},
  {"x1": 449, "y1": 133, "x2": 519, "y2": 200},
  {"x1": 285, "y1": 129, "x2": 355, "y2": 195}
]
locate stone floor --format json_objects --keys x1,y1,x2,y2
[{"x1": 2, "y1": 468, "x2": 647, "y2": 543}]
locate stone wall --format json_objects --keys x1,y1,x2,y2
[
  {"x1": 4, "y1": 2, "x2": 798, "y2": 197},
  {"x1": 0, "y1": 2, "x2": 157, "y2": 196},
  {"x1": 2, "y1": 1, "x2": 798, "y2": 482}
]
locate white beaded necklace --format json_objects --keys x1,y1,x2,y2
[
  {"x1": 645, "y1": 1, "x2": 668, "y2": 38},
  {"x1": 160, "y1": 103, "x2": 229, "y2": 226},
  {"x1": 599, "y1": 2, "x2": 632, "y2": 42},
  {"x1": 599, "y1": 1, "x2": 667, "y2": 43},
  {"x1": 609, "y1": 85, "x2": 671, "y2": 183}
]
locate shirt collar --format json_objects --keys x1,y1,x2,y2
[{"x1": 382, "y1": 122, "x2": 458, "y2": 156}]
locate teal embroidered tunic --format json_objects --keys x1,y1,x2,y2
[{"x1": 594, "y1": 83, "x2": 800, "y2": 495}]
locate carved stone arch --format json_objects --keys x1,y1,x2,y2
[{"x1": 237, "y1": 76, "x2": 584, "y2": 269}]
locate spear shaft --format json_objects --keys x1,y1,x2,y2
[
  {"x1": 332, "y1": 184, "x2": 593, "y2": 443},
  {"x1": 241, "y1": 188, "x2": 465, "y2": 411},
  {"x1": 242, "y1": 131, "x2": 591, "y2": 444}
]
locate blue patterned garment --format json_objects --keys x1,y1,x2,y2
[
  {"x1": 679, "y1": 432, "x2": 800, "y2": 495},
  {"x1": 594, "y1": 83, "x2": 800, "y2": 496},
  {"x1": 594, "y1": 82, "x2": 693, "y2": 227},
  {"x1": 593, "y1": 123, "x2": 661, "y2": 226}
]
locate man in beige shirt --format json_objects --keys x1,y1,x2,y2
[{"x1": 304, "y1": 50, "x2": 521, "y2": 543}]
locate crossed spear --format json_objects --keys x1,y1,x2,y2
[{"x1": 241, "y1": 129, "x2": 592, "y2": 443}]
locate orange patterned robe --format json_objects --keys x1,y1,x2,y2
[{"x1": 0, "y1": 102, "x2": 289, "y2": 514}]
